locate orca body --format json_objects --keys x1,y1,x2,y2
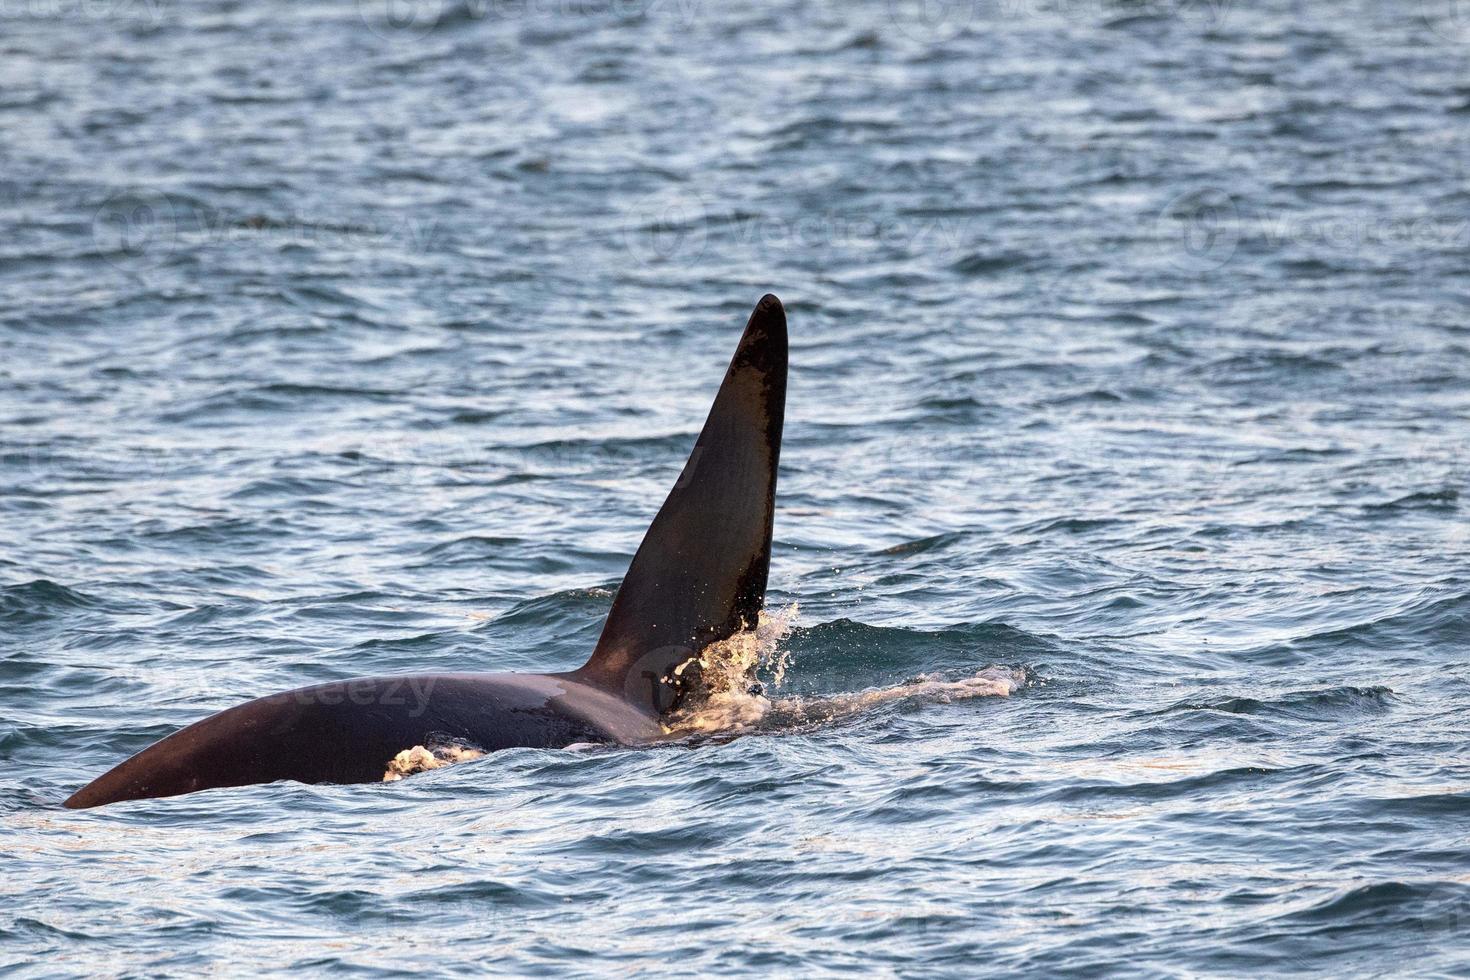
[{"x1": 66, "y1": 294, "x2": 787, "y2": 809}]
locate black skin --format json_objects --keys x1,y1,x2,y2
[
  {"x1": 64, "y1": 673, "x2": 662, "y2": 808},
  {"x1": 65, "y1": 294, "x2": 787, "y2": 810}
]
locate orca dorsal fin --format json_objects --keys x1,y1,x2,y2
[{"x1": 575, "y1": 294, "x2": 787, "y2": 715}]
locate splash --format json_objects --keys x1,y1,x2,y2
[
  {"x1": 663, "y1": 604, "x2": 799, "y2": 735},
  {"x1": 662, "y1": 605, "x2": 1026, "y2": 737},
  {"x1": 382, "y1": 742, "x2": 486, "y2": 782}
]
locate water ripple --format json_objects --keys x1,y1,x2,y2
[{"x1": 3, "y1": 0, "x2": 1468, "y2": 974}]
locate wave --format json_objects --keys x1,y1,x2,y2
[
  {"x1": 486, "y1": 587, "x2": 615, "y2": 631},
  {"x1": 227, "y1": 476, "x2": 346, "y2": 500},
  {"x1": 1364, "y1": 488, "x2": 1459, "y2": 512},
  {"x1": 1267, "y1": 881, "x2": 1469, "y2": 936},
  {"x1": 418, "y1": 535, "x2": 523, "y2": 557},
  {"x1": 776, "y1": 618, "x2": 1052, "y2": 694},
  {"x1": 871, "y1": 531, "x2": 968, "y2": 557},
  {"x1": 1156, "y1": 685, "x2": 1395, "y2": 722},
  {"x1": 1288, "y1": 591, "x2": 1469, "y2": 654},
  {"x1": 1016, "y1": 516, "x2": 1125, "y2": 536},
  {"x1": 951, "y1": 251, "x2": 1036, "y2": 276},
  {"x1": 0, "y1": 580, "x2": 101, "y2": 626}
]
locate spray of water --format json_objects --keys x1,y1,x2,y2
[
  {"x1": 664, "y1": 604, "x2": 1026, "y2": 737},
  {"x1": 662, "y1": 603, "x2": 800, "y2": 734}
]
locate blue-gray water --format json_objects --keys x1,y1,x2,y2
[{"x1": 4, "y1": 0, "x2": 1469, "y2": 974}]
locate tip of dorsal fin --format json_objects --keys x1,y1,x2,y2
[{"x1": 575, "y1": 294, "x2": 787, "y2": 714}]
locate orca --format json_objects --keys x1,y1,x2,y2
[{"x1": 65, "y1": 293, "x2": 787, "y2": 809}]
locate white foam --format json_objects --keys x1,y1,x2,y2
[
  {"x1": 662, "y1": 605, "x2": 1025, "y2": 737},
  {"x1": 382, "y1": 742, "x2": 486, "y2": 782},
  {"x1": 750, "y1": 665, "x2": 1026, "y2": 735}
]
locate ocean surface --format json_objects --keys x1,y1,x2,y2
[{"x1": 3, "y1": 0, "x2": 1469, "y2": 974}]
